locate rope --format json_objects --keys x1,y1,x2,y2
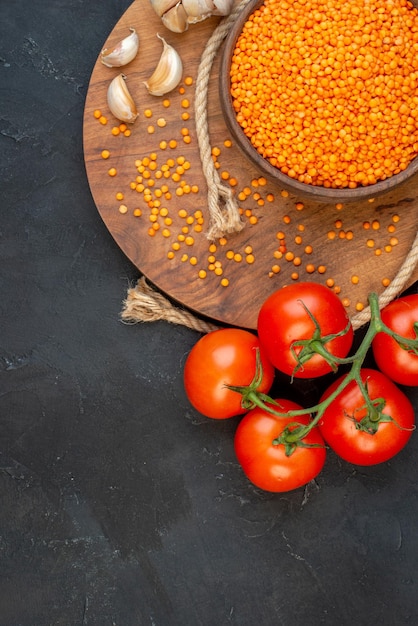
[
  {"x1": 351, "y1": 229, "x2": 418, "y2": 330},
  {"x1": 194, "y1": 0, "x2": 253, "y2": 240},
  {"x1": 121, "y1": 276, "x2": 219, "y2": 333}
]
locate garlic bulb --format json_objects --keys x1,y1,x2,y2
[
  {"x1": 101, "y1": 28, "x2": 139, "y2": 67},
  {"x1": 144, "y1": 35, "x2": 183, "y2": 96},
  {"x1": 107, "y1": 74, "x2": 138, "y2": 123},
  {"x1": 150, "y1": 0, "x2": 234, "y2": 33}
]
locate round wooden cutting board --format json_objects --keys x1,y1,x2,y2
[{"x1": 83, "y1": 0, "x2": 418, "y2": 329}]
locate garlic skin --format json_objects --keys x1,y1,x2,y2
[
  {"x1": 161, "y1": 4, "x2": 189, "y2": 33},
  {"x1": 149, "y1": 0, "x2": 234, "y2": 32},
  {"x1": 144, "y1": 35, "x2": 183, "y2": 96},
  {"x1": 101, "y1": 28, "x2": 139, "y2": 68},
  {"x1": 181, "y1": 0, "x2": 213, "y2": 23},
  {"x1": 107, "y1": 74, "x2": 138, "y2": 123}
]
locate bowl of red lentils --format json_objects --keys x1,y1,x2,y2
[{"x1": 220, "y1": 0, "x2": 418, "y2": 202}]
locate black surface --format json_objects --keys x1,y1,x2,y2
[{"x1": 1, "y1": 2, "x2": 418, "y2": 625}]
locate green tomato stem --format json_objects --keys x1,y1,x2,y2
[{"x1": 235, "y1": 292, "x2": 418, "y2": 446}]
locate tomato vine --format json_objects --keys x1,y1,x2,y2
[{"x1": 229, "y1": 292, "x2": 417, "y2": 452}]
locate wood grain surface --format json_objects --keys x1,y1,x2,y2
[{"x1": 83, "y1": 0, "x2": 418, "y2": 329}]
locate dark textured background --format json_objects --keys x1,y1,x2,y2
[{"x1": 1, "y1": 2, "x2": 418, "y2": 624}]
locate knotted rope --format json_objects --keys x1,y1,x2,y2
[
  {"x1": 121, "y1": 276, "x2": 219, "y2": 332},
  {"x1": 194, "y1": 0, "x2": 253, "y2": 240}
]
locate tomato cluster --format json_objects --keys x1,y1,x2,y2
[{"x1": 184, "y1": 283, "x2": 417, "y2": 493}]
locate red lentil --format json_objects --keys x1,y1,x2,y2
[{"x1": 231, "y1": 0, "x2": 418, "y2": 188}]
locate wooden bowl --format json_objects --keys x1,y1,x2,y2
[{"x1": 219, "y1": 0, "x2": 418, "y2": 203}]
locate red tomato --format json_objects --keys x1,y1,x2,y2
[
  {"x1": 372, "y1": 294, "x2": 418, "y2": 386},
  {"x1": 318, "y1": 368, "x2": 415, "y2": 466},
  {"x1": 184, "y1": 328, "x2": 275, "y2": 419},
  {"x1": 234, "y1": 399, "x2": 326, "y2": 492},
  {"x1": 257, "y1": 282, "x2": 353, "y2": 378}
]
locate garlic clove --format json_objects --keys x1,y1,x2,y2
[
  {"x1": 101, "y1": 28, "x2": 139, "y2": 68},
  {"x1": 144, "y1": 34, "x2": 183, "y2": 96},
  {"x1": 107, "y1": 74, "x2": 138, "y2": 123},
  {"x1": 149, "y1": 0, "x2": 234, "y2": 31},
  {"x1": 149, "y1": 0, "x2": 180, "y2": 18},
  {"x1": 211, "y1": 0, "x2": 234, "y2": 16},
  {"x1": 182, "y1": 0, "x2": 213, "y2": 23},
  {"x1": 161, "y1": 4, "x2": 189, "y2": 33}
]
